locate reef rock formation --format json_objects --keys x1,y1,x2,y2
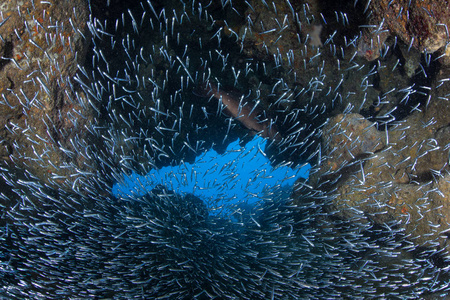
[
  {"x1": 0, "y1": 0, "x2": 94, "y2": 191},
  {"x1": 361, "y1": 0, "x2": 450, "y2": 61},
  {"x1": 313, "y1": 69, "x2": 450, "y2": 256}
]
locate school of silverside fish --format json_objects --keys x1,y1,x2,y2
[{"x1": 0, "y1": 0, "x2": 449, "y2": 298}]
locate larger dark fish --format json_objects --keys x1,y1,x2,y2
[{"x1": 205, "y1": 83, "x2": 281, "y2": 141}]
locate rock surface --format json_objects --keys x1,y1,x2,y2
[
  {"x1": 309, "y1": 68, "x2": 450, "y2": 253},
  {"x1": 0, "y1": 0, "x2": 93, "y2": 191}
]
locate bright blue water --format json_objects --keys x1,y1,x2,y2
[{"x1": 112, "y1": 135, "x2": 310, "y2": 214}]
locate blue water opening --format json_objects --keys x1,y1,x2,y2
[{"x1": 112, "y1": 135, "x2": 310, "y2": 214}]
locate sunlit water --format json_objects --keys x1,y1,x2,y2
[{"x1": 113, "y1": 135, "x2": 310, "y2": 214}]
